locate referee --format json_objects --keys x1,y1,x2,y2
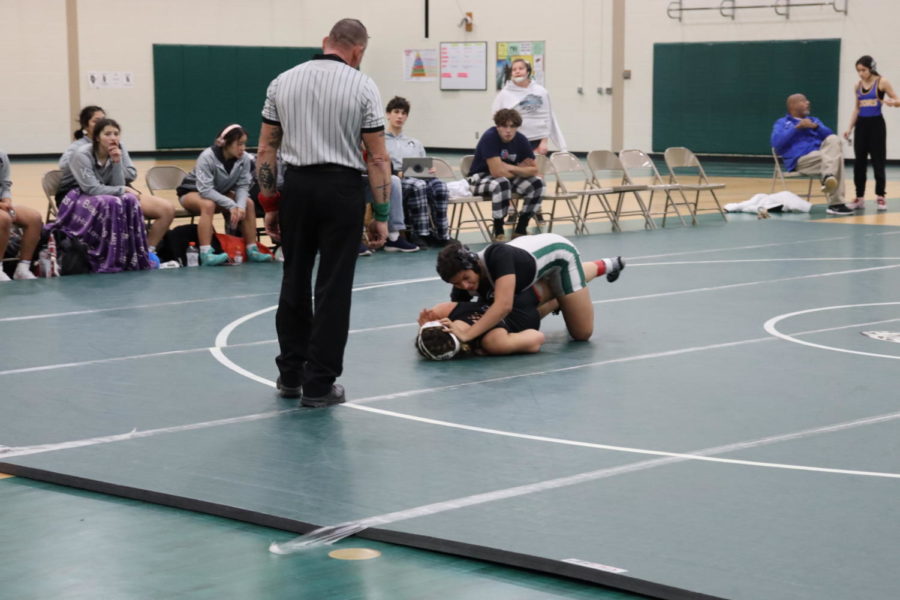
[{"x1": 256, "y1": 18, "x2": 391, "y2": 407}]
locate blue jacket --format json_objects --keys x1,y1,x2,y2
[{"x1": 770, "y1": 114, "x2": 833, "y2": 172}]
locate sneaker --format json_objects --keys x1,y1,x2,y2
[
  {"x1": 407, "y1": 232, "x2": 429, "y2": 249},
  {"x1": 383, "y1": 237, "x2": 420, "y2": 253},
  {"x1": 825, "y1": 204, "x2": 854, "y2": 216},
  {"x1": 877, "y1": 196, "x2": 887, "y2": 212},
  {"x1": 301, "y1": 384, "x2": 346, "y2": 408},
  {"x1": 147, "y1": 251, "x2": 161, "y2": 269},
  {"x1": 200, "y1": 248, "x2": 229, "y2": 266},
  {"x1": 845, "y1": 198, "x2": 864, "y2": 210},
  {"x1": 0, "y1": 270, "x2": 10, "y2": 282},
  {"x1": 276, "y1": 377, "x2": 301, "y2": 399},
  {"x1": 606, "y1": 256, "x2": 626, "y2": 283},
  {"x1": 247, "y1": 245, "x2": 273, "y2": 263},
  {"x1": 491, "y1": 232, "x2": 507, "y2": 243},
  {"x1": 358, "y1": 243, "x2": 372, "y2": 257},
  {"x1": 821, "y1": 175, "x2": 838, "y2": 193}
]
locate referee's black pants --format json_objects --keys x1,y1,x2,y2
[
  {"x1": 276, "y1": 166, "x2": 365, "y2": 398},
  {"x1": 853, "y1": 115, "x2": 887, "y2": 198}
]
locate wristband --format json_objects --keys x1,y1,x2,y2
[
  {"x1": 257, "y1": 191, "x2": 281, "y2": 213},
  {"x1": 372, "y1": 201, "x2": 390, "y2": 222}
]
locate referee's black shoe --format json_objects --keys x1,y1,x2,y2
[
  {"x1": 276, "y1": 377, "x2": 301, "y2": 399},
  {"x1": 301, "y1": 384, "x2": 346, "y2": 408}
]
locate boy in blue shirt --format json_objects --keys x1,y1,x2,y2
[{"x1": 467, "y1": 109, "x2": 544, "y2": 241}]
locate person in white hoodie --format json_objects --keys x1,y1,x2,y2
[{"x1": 491, "y1": 59, "x2": 567, "y2": 155}]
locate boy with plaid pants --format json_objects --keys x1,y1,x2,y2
[{"x1": 467, "y1": 108, "x2": 543, "y2": 241}]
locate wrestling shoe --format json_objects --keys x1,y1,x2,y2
[
  {"x1": 301, "y1": 384, "x2": 346, "y2": 408},
  {"x1": 826, "y1": 204, "x2": 854, "y2": 216},
  {"x1": 845, "y1": 198, "x2": 864, "y2": 210},
  {"x1": 877, "y1": 196, "x2": 887, "y2": 212},
  {"x1": 606, "y1": 256, "x2": 625, "y2": 283},
  {"x1": 200, "y1": 247, "x2": 229, "y2": 266},
  {"x1": 821, "y1": 175, "x2": 838, "y2": 193}
]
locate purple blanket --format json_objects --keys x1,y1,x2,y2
[{"x1": 47, "y1": 189, "x2": 152, "y2": 273}]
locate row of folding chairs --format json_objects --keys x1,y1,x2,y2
[
  {"x1": 442, "y1": 147, "x2": 727, "y2": 241},
  {"x1": 540, "y1": 148, "x2": 728, "y2": 234}
]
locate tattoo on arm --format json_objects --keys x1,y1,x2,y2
[
  {"x1": 267, "y1": 126, "x2": 283, "y2": 146},
  {"x1": 259, "y1": 164, "x2": 276, "y2": 192}
]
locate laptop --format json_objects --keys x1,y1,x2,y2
[{"x1": 401, "y1": 157, "x2": 434, "y2": 178}]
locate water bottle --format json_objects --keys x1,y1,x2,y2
[
  {"x1": 38, "y1": 249, "x2": 51, "y2": 277},
  {"x1": 233, "y1": 248, "x2": 243, "y2": 265},
  {"x1": 186, "y1": 242, "x2": 200, "y2": 267}
]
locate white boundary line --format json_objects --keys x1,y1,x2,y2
[{"x1": 764, "y1": 302, "x2": 900, "y2": 361}]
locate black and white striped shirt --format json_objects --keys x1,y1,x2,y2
[{"x1": 261, "y1": 54, "x2": 384, "y2": 172}]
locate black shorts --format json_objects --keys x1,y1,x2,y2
[{"x1": 448, "y1": 289, "x2": 541, "y2": 334}]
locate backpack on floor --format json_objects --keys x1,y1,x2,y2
[
  {"x1": 32, "y1": 229, "x2": 92, "y2": 276},
  {"x1": 155, "y1": 224, "x2": 223, "y2": 266}
]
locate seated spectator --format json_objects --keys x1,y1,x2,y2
[
  {"x1": 0, "y1": 150, "x2": 41, "y2": 281},
  {"x1": 177, "y1": 124, "x2": 272, "y2": 266},
  {"x1": 362, "y1": 173, "x2": 419, "y2": 253},
  {"x1": 467, "y1": 109, "x2": 544, "y2": 241},
  {"x1": 59, "y1": 105, "x2": 106, "y2": 172},
  {"x1": 59, "y1": 106, "x2": 174, "y2": 249},
  {"x1": 384, "y1": 96, "x2": 450, "y2": 247},
  {"x1": 492, "y1": 58, "x2": 567, "y2": 155},
  {"x1": 51, "y1": 118, "x2": 155, "y2": 272},
  {"x1": 771, "y1": 93, "x2": 852, "y2": 215}
]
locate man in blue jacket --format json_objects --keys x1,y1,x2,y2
[{"x1": 771, "y1": 93, "x2": 852, "y2": 215}]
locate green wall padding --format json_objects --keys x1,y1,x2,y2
[
  {"x1": 652, "y1": 39, "x2": 841, "y2": 155},
  {"x1": 153, "y1": 45, "x2": 319, "y2": 149}
]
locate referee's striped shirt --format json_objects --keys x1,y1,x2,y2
[{"x1": 261, "y1": 54, "x2": 384, "y2": 172}]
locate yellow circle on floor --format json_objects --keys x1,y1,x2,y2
[{"x1": 328, "y1": 548, "x2": 382, "y2": 560}]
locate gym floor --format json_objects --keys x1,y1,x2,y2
[{"x1": 2, "y1": 158, "x2": 899, "y2": 599}]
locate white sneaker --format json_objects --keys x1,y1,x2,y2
[
  {"x1": 0, "y1": 270, "x2": 10, "y2": 282},
  {"x1": 14, "y1": 264, "x2": 37, "y2": 280},
  {"x1": 877, "y1": 196, "x2": 887, "y2": 212}
]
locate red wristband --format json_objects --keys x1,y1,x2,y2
[{"x1": 258, "y1": 191, "x2": 281, "y2": 213}]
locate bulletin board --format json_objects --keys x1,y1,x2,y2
[{"x1": 440, "y1": 42, "x2": 487, "y2": 91}]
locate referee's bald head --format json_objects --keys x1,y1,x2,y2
[{"x1": 328, "y1": 18, "x2": 369, "y2": 50}]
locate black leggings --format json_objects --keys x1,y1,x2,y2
[{"x1": 853, "y1": 115, "x2": 886, "y2": 198}]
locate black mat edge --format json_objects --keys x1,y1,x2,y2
[{"x1": 0, "y1": 462, "x2": 726, "y2": 600}]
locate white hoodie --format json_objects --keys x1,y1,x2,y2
[{"x1": 491, "y1": 79, "x2": 567, "y2": 151}]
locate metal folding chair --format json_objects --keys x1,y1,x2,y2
[
  {"x1": 663, "y1": 147, "x2": 727, "y2": 223},
  {"x1": 544, "y1": 153, "x2": 611, "y2": 234},
  {"x1": 41, "y1": 170, "x2": 63, "y2": 222},
  {"x1": 618, "y1": 149, "x2": 687, "y2": 228},
  {"x1": 585, "y1": 150, "x2": 655, "y2": 230}
]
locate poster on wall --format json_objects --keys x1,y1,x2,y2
[
  {"x1": 88, "y1": 71, "x2": 134, "y2": 89},
  {"x1": 440, "y1": 42, "x2": 487, "y2": 91},
  {"x1": 496, "y1": 41, "x2": 545, "y2": 90},
  {"x1": 403, "y1": 49, "x2": 438, "y2": 82}
]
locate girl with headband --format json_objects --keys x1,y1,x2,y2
[{"x1": 177, "y1": 124, "x2": 272, "y2": 265}]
